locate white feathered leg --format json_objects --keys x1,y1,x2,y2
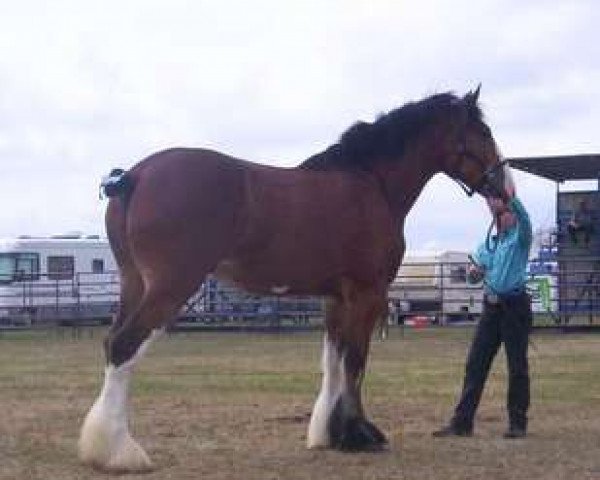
[
  {"x1": 78, "y1": 330, "x2": 161, "y2": 472},
  {"x1": 307, "y1": 335, "x2": 345, "y2": 448}
]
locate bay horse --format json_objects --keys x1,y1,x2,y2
[{"x1": 79, "y1": 88, "x2": 512, "y2": 472}]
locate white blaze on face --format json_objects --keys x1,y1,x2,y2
[
  {"x1": 78, "y1": 329, "x2": 162, "y2": 471},
  {"x1": 307, "y1": 335, "x2": 346, "y2": 448},
  {"x1": 503, "y1": 163, "x2": 515, "y2": 195}
]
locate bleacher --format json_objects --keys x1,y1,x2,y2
[
  {"x1": 554, "y1": 192, "x2": 600, "y2": 321},
  {"x1": 509, "y1": 154, "x2": 600, "y2": 326}
]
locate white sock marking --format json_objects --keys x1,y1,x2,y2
[
  {"x1": 307, "y1": 335, "x2": 346, "y2": 448},
  {"x1": 79, "y1": 329, "x2": 162, "y2": 471}
]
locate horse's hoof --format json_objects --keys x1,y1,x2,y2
[
  {"x1": 333, "y1": 417, "x2": 388, "y2": 452},
  {"x1": 104, "y1": 435, "x2": 154, "y2": 473},
  {"x1": 80, "y1": 434, "x2": 154, "y2": 473},
  {"x1": 79, "y1": 412, "x2": 154, "y2": 473}
]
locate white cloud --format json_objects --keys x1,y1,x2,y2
[{"x1": 0, "y1": 0, "x2": 599, "y2": 251}]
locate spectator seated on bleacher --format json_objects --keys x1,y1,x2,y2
[{"x1": 568, "y1": 199, "x2": 594, "y2": 246}]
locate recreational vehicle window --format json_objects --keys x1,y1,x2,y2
[
  {"x1": 0, "y1": 254, "x2": 12, "y2": 284},
  {"x1": 449, "y1": 265, "x2": 467, "y2": 284},
  {"x1": 0, "y1": 252, "x2": 40, "y2": 283},
  {"x1": 92, "y1": 259, "x2": 104, "y2": 274},
  {"x1": 48, "y1": 256, "x2": 75, "y2": 280}
]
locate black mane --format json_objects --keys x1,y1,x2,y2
[{"x1": 299, "y1": 92, "x2": 483, "y2": 171}]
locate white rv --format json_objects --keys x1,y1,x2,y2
[
  {"x1": 0, "y1": 241, "x2": 489, "y2": 327},
  {"x1": 388, "y1": 250, "x2": 484, "y2": 324},
  {"x1": 0, "y1": 236, "x2": 119, "y2": 325}
]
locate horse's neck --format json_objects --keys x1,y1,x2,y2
[{"x1": 374, "y1": 156, "x2": 438, "y2": 220}]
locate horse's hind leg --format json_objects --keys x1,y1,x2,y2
[
  {"x1": 105, "y1": 264, "x2": 145, "y2": 342},
  {"x1": 78, "y1": 277, "x2": 198, "y2": 472},
  {"x1": 307, "y1": 283, "x2": 388, "y2": 451},
  {"x1": 102, "y1": 196, "x2": 143, "y2": 334}
]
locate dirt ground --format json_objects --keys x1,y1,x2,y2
[{"x1": 1, "y1": 327, "x2": 599, "y2": 480}]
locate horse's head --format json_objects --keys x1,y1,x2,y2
[
  {"x1": 300, "y1": 88, "x2": 512, "y2": 203},
  {"x1": 441, "y1": 86, "x2": 512, "y2": 200}
]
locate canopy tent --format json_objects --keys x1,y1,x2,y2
[{"x1": 507, "y1": 154, "x2": 600, "y2": 182}]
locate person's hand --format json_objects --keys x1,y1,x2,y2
[{"x1": 486, "y1": 195, "x2": 507, "y2": 214}]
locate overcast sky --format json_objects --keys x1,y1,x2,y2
[{"x1": 1, "y1": 0, "x2": 599, "y2": 252}]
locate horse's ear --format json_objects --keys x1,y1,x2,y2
[
  {"x1": 473, "y1": 83, "x2": 481, "y2": 102},
  {"x1": 464, "y1": 84, "x2": 482, "y2": 106}
]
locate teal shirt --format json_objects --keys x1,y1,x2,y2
[{"x1": 472, "y1": 197, "x2": 532, "y2": 294}]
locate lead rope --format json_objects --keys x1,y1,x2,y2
[{"x1": 485, "y1": 216, "x2": 497, "y2": 253}]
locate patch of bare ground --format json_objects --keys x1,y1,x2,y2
[{"x1": 0, "y1": 328, "x2": 599, "y2": 479}]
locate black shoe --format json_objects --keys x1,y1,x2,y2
[
  {"x1": 432, "y1": 424, "x2": 473, "y2": 438},
  {"x1": 503, "y1": 425, "x2": 526, "y2": 439}
]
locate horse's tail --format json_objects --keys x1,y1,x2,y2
[
  {"x1": 100, "y1": 168, "x2": 134, "y2": 200},
  {"x1": 101, "y1": 168, "x2": 136, "y2": 271}
]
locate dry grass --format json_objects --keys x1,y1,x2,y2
[{"x1": 1, "y1": 327, "x2": 600, "y2": 480}]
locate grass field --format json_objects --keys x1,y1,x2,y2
[{"x1": 1, "y1": 327, "x2": 599, "y2": 480}]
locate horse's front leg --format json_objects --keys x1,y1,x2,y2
[{"x1": 307, "y1": 286, "x2": 387, "y2": 451}]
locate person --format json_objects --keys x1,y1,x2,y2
[
  {"x1": 433, "y1": 189, "x2": 533, "y2": 439},
  {"x1": 567, "y1": 199, "x2": 593, "y2": 246}
]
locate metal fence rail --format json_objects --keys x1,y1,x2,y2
[
  {"x1": 1, "y1": 261, "x2": 599, "y2": 329},
  {"x1": 0, "y1": 271, "x2": 119, "y2": 327}
]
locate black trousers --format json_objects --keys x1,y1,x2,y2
[{"x1": 452, "y1": 292, "x2": 532, "y2": 430}]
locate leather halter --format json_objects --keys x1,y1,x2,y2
[{"x1": 449, "y1": 134, "x2": 508, "y2": 199}]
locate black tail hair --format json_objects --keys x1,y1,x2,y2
[{"x1": 100, "y1": 168, "x2": 134, "y2": 199}]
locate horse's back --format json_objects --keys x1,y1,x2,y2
[
  {"x1": 128, "y1": 147, "x2": 249, "y2": 216},
  {"x1": 112, "y1": 147, "x2": 399, "y2": 294}
]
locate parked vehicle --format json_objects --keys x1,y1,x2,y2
[
  {"x1": 0, "y1": 236, "x2": 320, "y2": 327},
  {"x1": 0, "y1": 236, "x2": 118, "y2": 325},
  {"x1": 0, "y1": 239, "x2": 558, "y2": 328},
  {"x1": 388, "y1": 250, "x2": 483, "y2": 324}
]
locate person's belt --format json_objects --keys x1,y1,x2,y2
[{"x1": 484, "y1": 287, "x2": 526, "y2": 305}]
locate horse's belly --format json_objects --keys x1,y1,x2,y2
[
  {"x1": 213, "y1": 254, "x2": 333, "y2": 296},
  {"x1": 214, "y1": 176, "x2": 397, "y2": 295},
  {"x1": 213, "y1": 233, "x2": 389, "y2": 296}
]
